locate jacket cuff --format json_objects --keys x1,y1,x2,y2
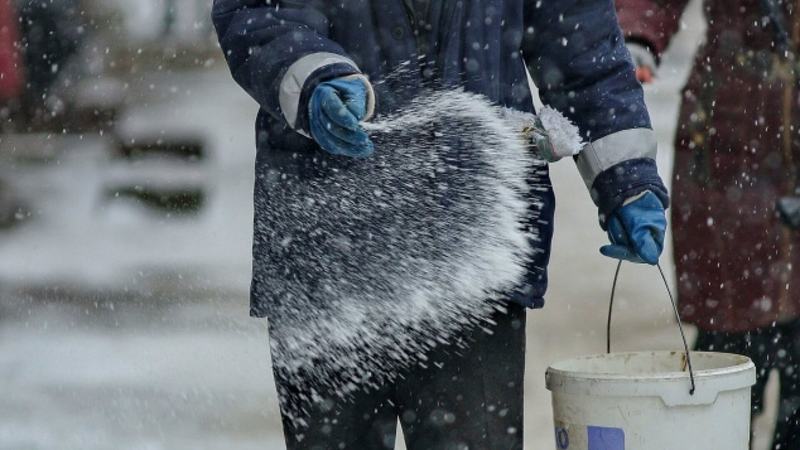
[
  {"x1": 576, "y1": 128, "x2": 657, "y2": 189},
  {"x1": 590, "y1": 158, "x2": 669, "y2": 229},
  {"x1": 279, "y1": 52, "x2": 362, "y2": 135}
]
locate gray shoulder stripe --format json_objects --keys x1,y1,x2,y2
[{"x1": 575, "y1": 128, "x2": 657, "y2": 189}]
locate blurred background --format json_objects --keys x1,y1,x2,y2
[{"x1": 0, "y1": 0, "x2": 771, "y2": 449}]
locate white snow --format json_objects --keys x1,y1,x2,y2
[{"x1": 537, "y1": 106, "x2": 583, "y2": 158}]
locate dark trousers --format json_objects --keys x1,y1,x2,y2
[
  {"x1": 695, "y1": 320, "x2": 800, "y2": 450},
  {"x1": 272, "y1": 304, "x2": 527, "y2": 450}
]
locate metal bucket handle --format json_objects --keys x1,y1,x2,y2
[{"x1": 606, "y1": 261, "x2": 697, "y2": 395}]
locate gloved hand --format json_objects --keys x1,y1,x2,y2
[
  {"x1": 600, "y1": 191, "x2": 667, "y2": 265},
  {"x1": 626, "y1": 42, "x2": 657, "y2": 84},
  {"x1": 308, "y1": 76, "x2": 374, "y2": 157}
]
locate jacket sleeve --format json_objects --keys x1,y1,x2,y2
[
  {"x1": 616, "y1": 0, "x2": 690, "y2": 57},
  {"x1": 212, "y1": 0, "x2": 367, "y2": 134},
  {"x1": 522, "y1": 0, "x2": 668, "y2": 226}
]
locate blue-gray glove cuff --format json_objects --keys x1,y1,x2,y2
[
  {"x1": 600, "y1": 190, "x2": 667, "y2": 265},
  {"x1": 294, "y1": 62, "x2": 365, "y2": 135},
  {"x1": 590, "y1": 158, "x2": 669, "y2": 229},
  {"x1": 308, "y1": 77, "x2": 375, "y2": 158}
]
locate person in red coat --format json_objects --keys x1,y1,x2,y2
[
  {"x1": 616, "y1": 1, "x2": 800, "y2": 447},
  {"x1": 617, "y1": 0, "x2": 800, "y2": 450}
]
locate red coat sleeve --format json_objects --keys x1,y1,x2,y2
[
  {"x1": 615, "y1": 0, "x2": 690, "y2": 56},
  {"x1": 0, "y1": 0, "x2": 22, "y2": 101}
]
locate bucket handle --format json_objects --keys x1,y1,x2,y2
[{"x1": 606, "y1": 261, "x2": 696, "y2": 396}]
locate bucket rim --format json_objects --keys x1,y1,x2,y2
[{"x1": 546, "y1": 351, "x2": 754, "y2": 382}]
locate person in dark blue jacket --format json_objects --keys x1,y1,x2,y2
[{"x1": 213, "y1": 0, "x2": 669, "y2": 448}]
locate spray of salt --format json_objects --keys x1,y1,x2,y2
[{"x1": 257, "y1": 89, "x2": 583, "y2": 422}]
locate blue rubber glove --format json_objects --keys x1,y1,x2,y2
[
  {"x1": 308, "y1": 77, "x2": 374, "y2": 158},
  {"x1": 600, "y1": 191, "x2": 667, "y2": 265}
]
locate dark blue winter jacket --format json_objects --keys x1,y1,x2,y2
[{"x1": 212, "y1": 0, "x2": 669, "y2": 317}]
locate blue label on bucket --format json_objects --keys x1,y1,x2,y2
[
  {"x1": 555, "y1": 427, "x2": 569, "y2": 449},
  {"x1": 587, "y1": 426, "x2": 624, "y2": 450}
]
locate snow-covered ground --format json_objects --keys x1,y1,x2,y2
[{"x1": 0, "y1": 2, "x2": 774, "y2": 449}]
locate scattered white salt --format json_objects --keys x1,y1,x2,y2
[{"x1": 261, "y1": 89, "x2": 581, "y2": 422}]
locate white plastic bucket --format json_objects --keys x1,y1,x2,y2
[{"x1": 545, "y1": 351, "x2": 755, "y2": 450}]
